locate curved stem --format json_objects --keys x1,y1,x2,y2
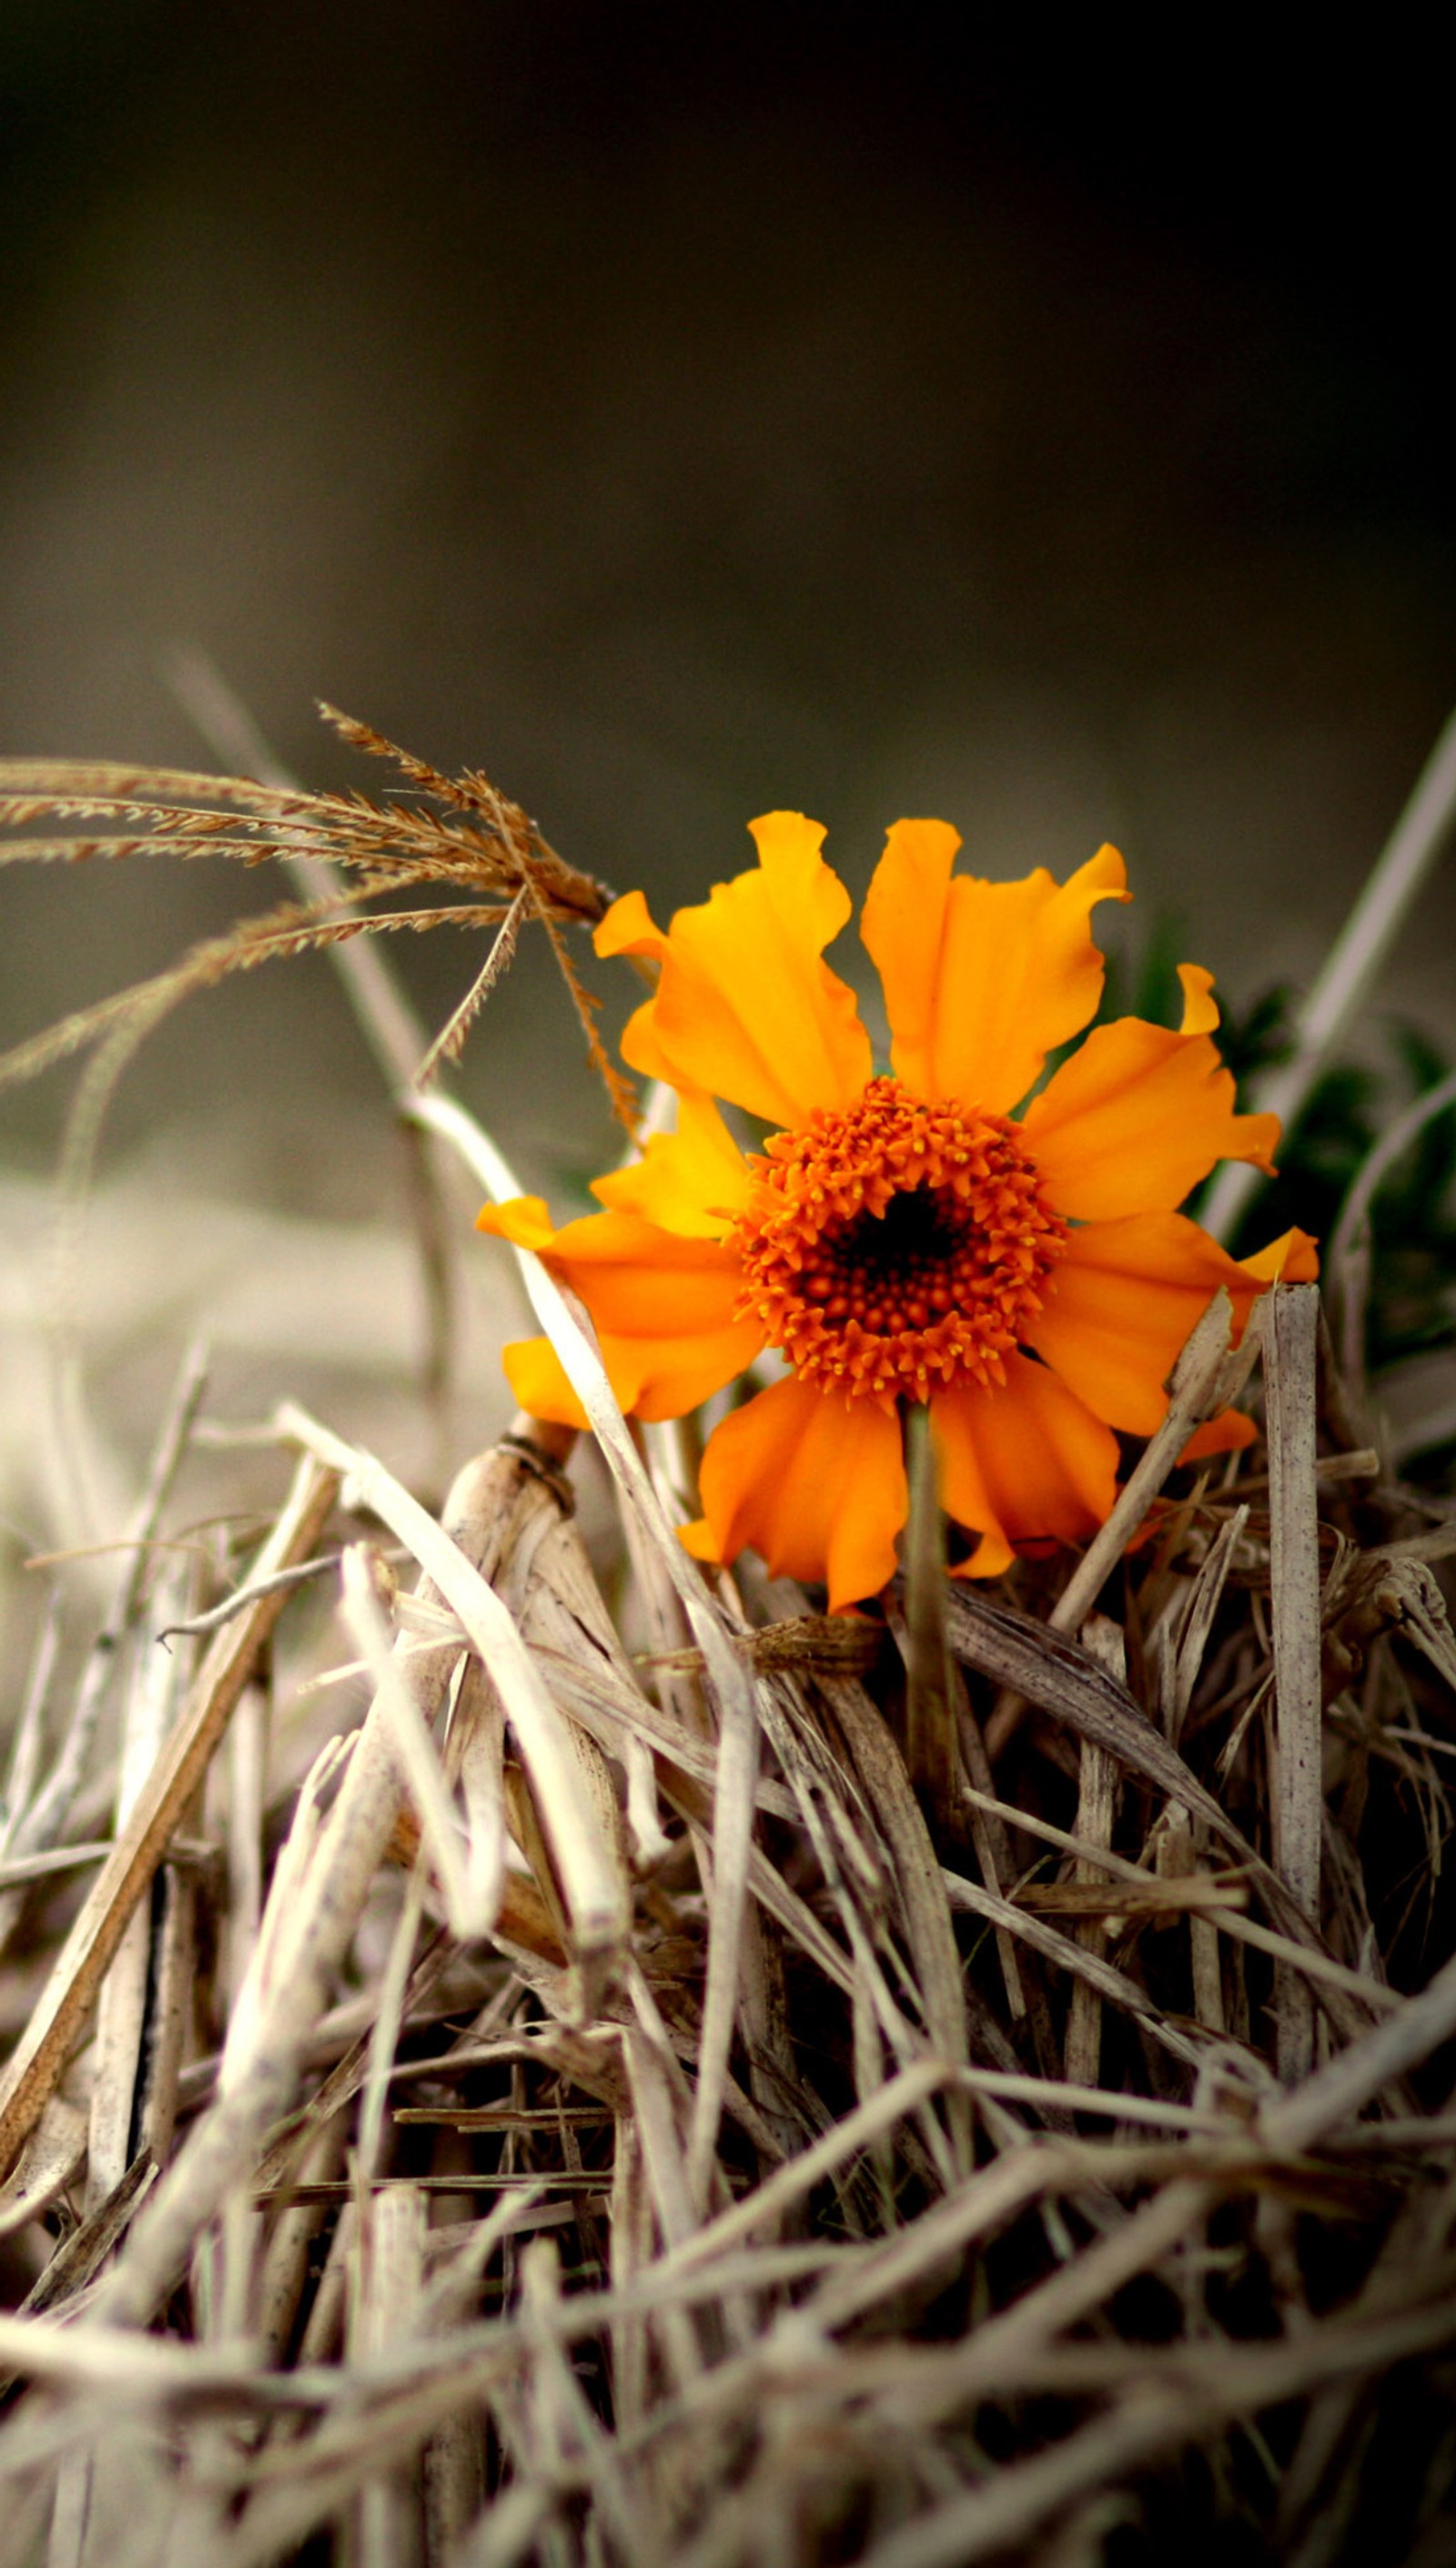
[
  {"x1": 1203, "y1": 703, "x2": 1456, "y2": 1243},
  {"x1": 1329, "y1": 1059, "x2": 1456, "y2": 1383}
]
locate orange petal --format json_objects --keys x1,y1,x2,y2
[
  {"x1": 1027, "y1": 1212, "x2": 1274, "y2": 1435},
  {"x1": 591, "y1": 1089, "x2": 751, "y2": 1239},
  {"x1": 1177, "y1": 963, "x2": 1220, "y2": 1036},
  {"x1": 592, "y1": 889, "x2": 682, "y2": 1087},
  {"x1": 861, "y1": 830, "x2": 1128, "y2": 1114},
  {"x1": 1239, "y1": 1226, "x2": 1320, "y2": 1285},
  {"x1": 491, "y1": 1208, "x2": 763, "y2": 1425},
  {"x1": 594, "y1": 814, "x2": 872, "y2": 1126},
  {"x1": 1019, "y1": 1015, "x2": 1279, "y2": 1219},
  {"x1": 690, "y1": 1376, "x2": 907, "y2": 1610},
  {"x1": 594, "y1": 885, "x2": 670, "y2": 967},
  {"x1": 477, "y1": 1193, "x2": 560, "y2": 1253},
  {"x1": 503, "y1": 1323, "x2": 759, "y2": 1431},
  {"x1": 502, "y1": 1336, "x2": 591, "y2": 1430},
  {"x1": 931, "y1": 1352, "x2": 1120, "y2": 1573},
  {"x1": 1180, "y1": 1410, "x2": 1259, "y2": 1461}
]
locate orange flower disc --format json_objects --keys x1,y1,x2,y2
[{"x1": 731, "y1": 1075, "x2": 1068, "y2": 1407}]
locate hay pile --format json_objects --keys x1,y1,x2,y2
[
  {"x1": 1, "y1": 717, "x2": 1455, "y2": 2565},
  {"x1": 0, "y1": 1191, "x2": 1454, "y2": 2565}
]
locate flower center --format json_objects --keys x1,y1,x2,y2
[{"x1": 731, "y1": 1076, "x2": 1067, "y2": 1406}]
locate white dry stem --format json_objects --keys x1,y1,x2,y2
[
  {"x1": 1063, "y1": 1618, "x2": 1121, "y2": 2088},
  {"x1": 1201, "y1": 693, "x2": 1456, "y2": 1232},
  {"x1": 356, "y1": 1867, "x2": 428, "y2": 2182},
  {"x1": 0, "y1": 1596, "x2": 59, "y2": 1861},
  {"x1": 942, "y1": 1872, "x2": 1207, "y2": 2073},
  {"x1": 220, "y1": 1731, "x2": 352, "y2": 2098},
  {"x1": 1161, "y1": 1504, "x2": 1250, "y2": 1747},
  {"x1": 0, "y1": 1845, "x2": 111, "y2": 1892},
  {"x1": 349, "y1": 2182, "x2": 427, "y2": 2568},
  {"x1": 1049, "y1": 1289, "x2": 1249, "y2": 1637},
  {"x1": 89, "y1": 1718, "x2": 394, "y2": 2330},
  {"x1": 952, "y1": 2070, "x2": 1226, "y2": 2134},
  {"x1": 225, "y1": 1681, "x2": 267, "y2": 2017},
  {"x1": 494, "y1": 1500, "x2": 670, "y2": 1877},
  {"x1": 86, "y1": 1556, "x2": 194, "y2": 2212},
  {"x1": 339, "y1": 1546, "x2": 482, "y2": 1937},
  {"x1": 454, "y1": 1683, "x2": 510, "y2": 1946},
  {"x1": 0, "y1": 1452, "x2": 339, "y2": 2181},
  {"x1": 1202, "y1": 701, "x2": 1456, "y2": 1245},
  {"x1": 1214, "y1": 1908, "x2": 1400, "y2": 2014},
  {"x1": 407, "y1": 1087, "x2": 762, "y2": 2211},
  {"x1": 1262, "y1": 1938, "x2": 1456, "y2": 2157},
  {"x1": 86, "y1": 1441, "x2": 554, "y2": 2329},
  {"x1": 958, "y1": 1779, "x2": 1397, "y2": 2017},
  {"x1": 0, "y1": 2099, "x2": 88, "y2": 2243},
  {"x1": 165, "y1": 648, "x2": 432, "y2": 1092},
  {"x1": 654, "y1": 2058, "x2": 952, "y2": 2280},
  {"x1": 277, "y1": 1404, "x2": 628, "y2": 1982},
  {"x1": 1150, "y1": 1534, "x2": 1241, "y2": 2037},
  {"x1": 1329, "y1": 1057, "x2": 1456, "y2": 1383},
  {"x1": 1265, "y1": 1282, "x2": 1323, "y2": 2084},
  {"x1": 0, "y1": 1339, "x2": 209, "y2": 1953}
]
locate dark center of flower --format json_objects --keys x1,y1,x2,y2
[{"x1": 731, "y1": 1075, "x2": 1067, "y2": 1405}]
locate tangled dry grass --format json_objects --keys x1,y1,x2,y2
[{"x1": 1, "y1": 717, "x2": 1455, "y2": 2567}]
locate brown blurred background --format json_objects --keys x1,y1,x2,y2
[{"x1": 1, "y1": 5, "x2": 1453, "y2": 1483}]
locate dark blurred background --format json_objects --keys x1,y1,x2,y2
[{"x1": 2, "y1": 0, "x2": 1453, "y2": 1205}]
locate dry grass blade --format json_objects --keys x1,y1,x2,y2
[
  {"x1": 942, "y1": 1871, "x2": 1208, "y2": 2072},
  {"x1": 0, "y1": 1340, "x2": 209, "y2": 1950},
  {"x1": 1063, "y1": 1617, "x2": 1121, "y2": 2088},
  {"x1": 276, "y1": 1402, "x2": 630, "y2": 1984},
  {"x1": 0, "y1": 1453, "x2": 339, "y2": 2177},
  {"x1": 857, "y1": 2296, "x2": 1456, "y2": 2568},
  {"x1": 1202, "y1": 695, "x2": 1456, "y2": 1243},
  {"x1": 1266, "y1": 1280, "x2": 1323, "y2": 2080},
  {"x1": 1265, "y1": 1943, "x2": 1456, "y2": 2154},
  {"x1": 411, "y1": 883, "x2": 531, "y2": 1086},
  {"x1": 1048, "y1": 1288, "x2": 1250, "y2": 1636},
  {"x1": 941, "y1": 1579, "x2": 1370, "y2": 2009},
  {"x1": 86, "y1": 1441, "x2": 589, "y2": 2334},
  {"x1": 407, "y1": 1087, "x2": 761, "y2": 2205},
  {"x1": 819, "y1": 1673, "x2": 971, "y2": 2167},
  {"x1": 0, "y1": 2099, "x2": 87, "y2": 2242},
  {"x1": 1330, "y1": 1057, "x2": 1456, "y2": 1385},
  {"x1": 86, "y1": 1554, "x2": 194, "y2": 2213},
  {"x1": 898, "y1": 1407, "x2": 956, "y2": 1823}
]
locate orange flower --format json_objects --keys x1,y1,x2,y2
[{"x1": 480, "y1": 815, "x2": 1317, "y2": 1608}]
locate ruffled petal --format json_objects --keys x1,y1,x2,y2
[
  {"x1": 480, "y1": 1206, "x2": 763, "y2": 1425},
  {"x1": 593, "y1": 886, "x2": 669, "y2": 967},
  {"x1": 477, "y1": 1193, "x2": 560, "y2": 1253},
  {"x1": 1028, "y1": 1212, "x2": 1275, "y2": 1435},
  {"x1": 684, "y1": 1376, "x2": 907, "y2": 1610},
  {"x1": 931, "y1": 1352, "x2": 1120, "y2": 1574},
  {"x1": 861, "y1": 829, "x2": 1129, "y2": 1114},
  {"x1": 590, "y1": 1089, "x2": 751, "y2": 1239},
  {"x1": 593, "y1": 814, "x2": 873, "y2": 1126},
  {"x1": 1019, "y1": 1005, "x2": 1280, "y2": 1219},
  {"x1": 592, "y1": 890, "x2": 682, "y2": 1087},
  {"x1": 500, "y1": 1335, "x2": 592, "y2": 1430},
  {"x1": 1176, "y1": 963, "x2": 1220, "y2": 1036},
  {"x1": 1239, "y1": 1226, "x2": 1320, "y2": 1285}
]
